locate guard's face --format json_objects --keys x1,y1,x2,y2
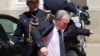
[{"x1": 27, "y1": 0, "x2": 39, "y2": 11}]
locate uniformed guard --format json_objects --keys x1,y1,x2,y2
[{"x1": 9, "y1": 0, "x2": 54, "y2": 56}]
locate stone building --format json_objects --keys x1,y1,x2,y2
[{"x1": 0, "y1": 0, "x2": 100, "y2": 18}]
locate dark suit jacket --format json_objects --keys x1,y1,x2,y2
[
  {"x1": 31, "y1": 20, "x2": 90, "y2": 49},
  {"x1": 64, "y1": 20, "x2": 90, "y2": 44},
  {"x1": 44, "y1": 0, "x2": 77, "y2": 15}
]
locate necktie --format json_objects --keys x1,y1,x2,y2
[{"x1": 58, "y1": 30, "x2": 65, "y2": 56}]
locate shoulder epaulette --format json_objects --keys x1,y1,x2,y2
[{"x1": 42, "y1": 10, "x2": 55, "y2": 21}]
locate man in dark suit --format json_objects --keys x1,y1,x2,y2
[
  {"x1": 31, "y1": 10, "x2": 93, "y2": 56},
  {"x1": 9, "y1": 0, "x2": 54, "y2": 56},
  {"x1": 44, "y1": 0, "x2": 78, "y2": 15}
]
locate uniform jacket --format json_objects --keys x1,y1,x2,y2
[{"x1": 12, "y1": 9, "x2": 53, "y2": 46}]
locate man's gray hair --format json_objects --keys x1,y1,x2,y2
[{"x1": 55, "y1": 10, "x2": 70, "y2": 20}]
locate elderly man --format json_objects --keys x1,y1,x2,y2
[{"x1": 31, "y1": 10, "x2": 93, "y2": 56}]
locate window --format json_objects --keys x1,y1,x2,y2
[
  {"x1": 14, "y1": 0, "x2": 26, "y2": 7},
  {"x1": 18, "y1": 0, "x2": 26, "y2": 2},
  {"x1": 0, "y1": 19, "x2": 17, "y2": 38},
  {"x1": 0, "y1": 14, "x2": 18, "y2": 39},
  {"x1": 13, "y1": 0, "x2": 44, "y2": 9}
]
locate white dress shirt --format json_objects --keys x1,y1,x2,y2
[{"x1": 42, "y1": 26, "x2": 61, "y2": 56}]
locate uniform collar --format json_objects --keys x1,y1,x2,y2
[{"x1": 29, "y1": 9, "x2": 39, "y2": 15}]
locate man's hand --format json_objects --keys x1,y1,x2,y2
[
  {"x1": 40, "y1": 47, "x2": 48, "y2": 56},
  {"x1": 90, "y1": 30, "x2": 94, "y2": 34}
]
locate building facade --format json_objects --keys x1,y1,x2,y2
[
  {"x1": 0, "y1": 0, "x2": 100, "y2": 18},
  {"x1": 0, "y1": 0, "x2": 44, "y2": 18}
]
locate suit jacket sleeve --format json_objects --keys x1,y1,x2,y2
[
  {"x1": 77, "y1": 27, "x2": 90, "y2": 36},
  {"x1": 31, "y1": 20, "x2": 47, "y2": 48},
  {"x1": 64, "y1": 23, "x2": 90, "y2": 37},
  {"x1": 31, "y1": 28, "x2": 45, "y2": 48},
  {"x1": 31, "y1": 20, "x2": 54, "y2": 48}
]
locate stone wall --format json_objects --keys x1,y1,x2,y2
[
  {"x1": 87, "y1": 0, "x2": 100, "y2": 11},
  {"x1": 0, "y1": 0, "x2": 43, "y2": 18}
]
